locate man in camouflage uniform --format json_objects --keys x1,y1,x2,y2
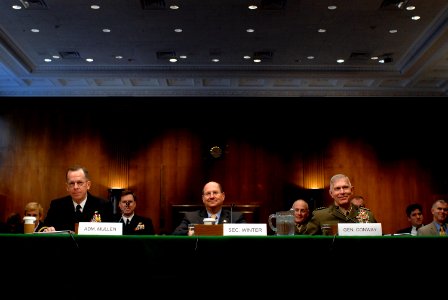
[{"x1": 305, "y1": 174, "x2": 377, "y2": 235}]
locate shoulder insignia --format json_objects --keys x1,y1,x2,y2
[{"x1": 314, "y1": 206, "x2": 326, "y2": 211}]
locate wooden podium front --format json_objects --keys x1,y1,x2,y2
[{"x1": 193, "y1": 224, "x2": 223, "y2": 236}]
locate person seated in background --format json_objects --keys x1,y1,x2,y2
[
  {"x1": 351, "y1": 195, "x2": 365, "y2": 208},
  {"x1": 172, "y1": 181, "x2": 246, "y2": 235},
  {"x1": 305, "y1": 174, "x2": 377, "y2": 235},
  {"x1": 44, "y1": 165, "x2": 113, "y2": 232},
  {"x1": 417, "y1": 199, "x2": 447, "y2": 236},
  {"x1": 4, "y1": 212, "x2": 22, "y2": 233},
  {"x1": 116, "y1": 189, "x2": 155, "y2": 235},
  {"x1": 291, "y1": 199, "x2": 310, "y2": 235},
  {"x1": 18, "y1": 202, "x2": 47, "y2": 233},
  {"x1": 396, "y1": 203, "x2": 424, "y2": 236}
]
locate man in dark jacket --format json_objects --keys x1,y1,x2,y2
[
  {"x1": 44, "y1": 165, "x2": 113, "y2": 232},
  {"x1": 115, "y1": 189, "x2": 154, "y2": 235}
]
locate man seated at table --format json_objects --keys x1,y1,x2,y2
[
  {"x1": 417, "y1": 199, "x2": 447, "y2": 236},
  {"x1": 43, "y1": 165, "x2": 113, "y2": 232},
  {"x1": 172, "y1": 181, "x2": 246, "y2": 235},
  {"x1": 305, "y1": 174, "x2": 377, "y2": 235}
]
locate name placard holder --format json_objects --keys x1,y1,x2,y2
[
  {"x1": 338, "y1": 223, "x2": 382, "y2": 236},
  {"x1": 223, "y1": 223, "x2": 267, "y2": 236},
  {"x1": 77, "y1": 222, "x2": 123, "y2": 235}
]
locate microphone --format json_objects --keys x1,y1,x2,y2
[{"x1": 230, "y1": 203, "x2": 235, "y2": 223}]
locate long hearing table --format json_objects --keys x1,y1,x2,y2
[{"x1": 1, "y1": 233, "x2": 445, "y2": 298}]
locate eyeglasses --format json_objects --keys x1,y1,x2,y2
[
  {"x1": 203, "y1": 191, "x2": 222, "y2": 197},
  {"x1": 67, "y1": 181, "x2": 87, "y2": 188}
]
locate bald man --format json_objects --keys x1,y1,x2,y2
[{"x1": 291, "y1": 199, "x2": 310, "y2": 235}]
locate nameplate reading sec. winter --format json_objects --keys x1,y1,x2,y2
[
  {"x1": 77, "y1": 222, "x2": 123, "y2": 235},
  {"x1": 338, "y1": 223, "x2": 382, "y2": 236},
  {"x1": 223, "y1": 223, "x2": 267, "y2": 236}
]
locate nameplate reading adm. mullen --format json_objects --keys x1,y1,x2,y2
[
  {"x1": 223, "y1": 223, "x2": 267, "y2": 236},
  {"x1": 77, "y1": 222, "x2": 123, "y2": 235}
]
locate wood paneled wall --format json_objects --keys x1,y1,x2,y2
[{"x1": 1, "y1": 99, "x2": 446, "y2": 234}]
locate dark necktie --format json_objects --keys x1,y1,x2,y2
[
  {"x1": 75, "y1": 204, "x2": 82, "y2": 222},
  {"x1": 440, "y1": 225, "x2": 446, "y2": 236},
  {"x1": 126, "y1": 219, "x2": 130, "y2": 226}
]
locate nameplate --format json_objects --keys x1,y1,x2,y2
[
  {"x1": 223, "y1": 223, "x2": 267, "y2": 236},
  {"x1": 338, "y1": 223, "x2": 382, "y2": 236},
  {"x1": 77, "y1": 222, "x2": 123, "y2": 235}
]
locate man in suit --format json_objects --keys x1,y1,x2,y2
[
  {"x1": 172, "y1": 181, "x2": 246, "y2": 235},
  {"x1": 305, "y1": 174, "x2": 377, "y2": 235},
  {"x1": 116, "y1": 189, "x2": 154, "y2": 235},
  {"x1": 396, "y1": 203, "x2": 424, "y2": 235},
  {"x1": 417, "y1": 199, "x2": 447, "y2": 236},
  {"x1": 44, "y1": 165, "x2": 113, "y2": 232}
]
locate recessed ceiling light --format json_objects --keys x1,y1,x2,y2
[
  {"x1": 91, "y1": 5, "x2": 100, "y2": 10},
  {"x1": 44, "y1": 58, "x2": 52, "y2": 62},
  {"x1": 253, "y1": 59, "x2": 261, "y2": 63},
  {"x1": 406, "y1": 6, "x2": 416, "y2": 10},
  {"x1": 52, "y1": 55, "x2": 60, "y2": 59},
  {"x1": 115, "y1": 56, "x2": 123, "y2": 59},
  {"x1": 328, "y1": 5, "x2": 337, "y2": 10},
  {"x1": 248, "y1": 5, "x2": 258, "y2": 10},
  {"x1": 102, "y1": 29, "x2": 111, "y2": 33},
  {"x1": 174, "y1": 28, "x2": 182, "y2": 33},
  {"x1": 212, "y1": 58, "x2": 220, "y2": 62},
  {"x1": 179, "y1": 55, "x2": 187, "y2": 59},
  {"x1": 411, "y1": 16, "x2": 420, "y2": 20},
  {"x1": 170, "y1": 5, "x2": 179, "y2": 10},
  {"x1": 31, "y1": 29, "x2": 39, "y2": 33},
  {"x1": 243, "y1": 56, "x2": 251, "y2": 60},
  {"x1": 336, "y1": 59, "x2": 344, "y2": 63},
  {"x1": 389, "y1": 29, "x2": 398, "y2": 33},
  {"x1": 169, "y1": 58, "x2": 177, "y2": 63},
  {"x1": 307, "y1": 56, "x2": 315, "y2": 60},
  {"x1": 371, "y1": 56, "x2": 379, "y2": 60},
  {"x1": 246, "y1": 28, "x2": 255, "y2": 33},
  {"x1": 318, "y1": 28, "x2": 326, "y2": 33},
  {"x1": 86, "y1": 58, "x2": 94, "y2": 62},
  {"x1": 12, "y1": 5, "x2": 22, "y2": 9}
]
